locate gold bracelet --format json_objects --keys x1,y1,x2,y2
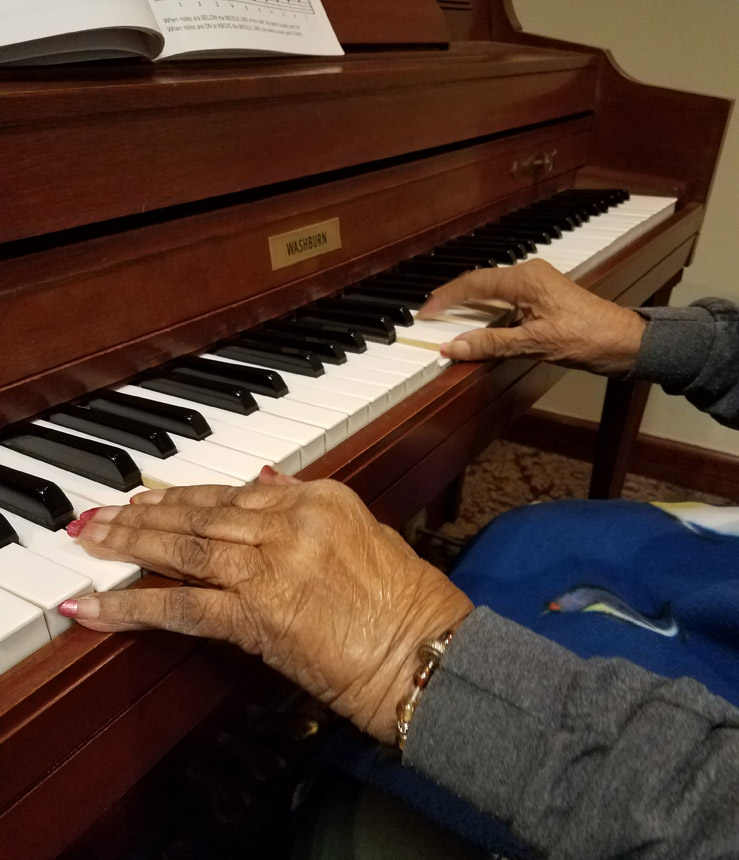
[{"x1": 396, "y1": 630, "x2": 455, "y2": 750}]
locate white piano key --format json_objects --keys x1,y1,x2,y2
[
  {"x1": 201, "y1": 419, "x2": 302, "y2": 476},
  {"x1": 97, "y1": 388, "x2": 302, "y2": 475},
  {"x1": 0, "y1": 542, "x2": 93, "y2": 637},
  {"x1": 396, "y1": 320, "x2": 453, "y2": 348},
  {"x1": 203, "y1": 350, "x2": 411, "y2": 411},
  {"x1": 316, "y1": 360, "x2": 406, "y2": 406},
  {"x1": 169, "y1": 436, "x2": 266, "y2": 482},
  {"x1": 364, "y1": 341, "x2": 441, "y2": 383},
  {"x1": 1, "y1": 508, "x2": 141, "y2": 592},
  {"x1": 279, "y1": 384, "x2": 370, "y2": 434},
  {"x1": 249, "y1": 395, "x2": 348, "y2": 450},
  {"x1": 334, "y1": 352, "x2": 427, "y2": 396},
  {"x1": 32, "y1": 420, "x2": 245, "y2": 489},
  {"x1": 219, "y1": 411, "x2": 325, "y2": 467},
  {"x1": 117, "y1": 385, "x2": 326, "y2": 469},
  {"x1": 0, "y1": 445, "x2": 141, "y2": 507},
  {"x1": 0, "y1": 587, "x2": 50, "y2": 674},
  {"x1": 202, "y1": 354, "x2": 389, "y2": 421},
  {"x1": 64, "y1": 491, "x2": 101, "y2": 518}
]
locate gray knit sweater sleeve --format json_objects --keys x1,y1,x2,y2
[
  {"x1": 627, "y1": 298, "x2": 739, "y2": 427},
  {"x1": 403, "y1": 607, "x2": 739, "y2": 858}
]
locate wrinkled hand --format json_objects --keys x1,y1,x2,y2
[
  {"x1": 61, "y1": 470, "x2": 473, "y2": 744},
  {"x1": 418, "y1": 259, "x2": 647, "y2": 376}
]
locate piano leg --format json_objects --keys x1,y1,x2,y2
[{"x1": 588, "y1": 280, "x2": 678, "y2": 499}]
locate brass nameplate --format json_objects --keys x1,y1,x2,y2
[{"x1": 269, "y1": 218, "x2": 342, "y2": 271}]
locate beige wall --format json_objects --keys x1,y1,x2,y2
[{"x1": 512, "y1": 0, "x2": 739, "y2": 455}]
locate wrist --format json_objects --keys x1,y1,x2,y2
[
  {"x1": 362, "y1": 566, "x2": 474, "y2": 745},
  {"x1": 586, "y1": 307, "x2": 647, "y2": 376}
]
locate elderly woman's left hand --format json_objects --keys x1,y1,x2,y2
[{"x1": 61, "y1": 471, "x2": 473, "y2": 744}]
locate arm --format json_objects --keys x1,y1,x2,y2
[
  {"x1": 418, "y1": 261, "x2": 739, "y2": 424},
  {"x1": 406, "y1": 607, "x2": 739, "y2": 859},
  {"x1": 629, "y1": 298, "x2": 739, "y2": 428},
  {"x1": 60, "y1": 476, "x2": 739, "y2": 856}
]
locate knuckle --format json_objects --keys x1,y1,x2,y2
[
  {"x1": 186, "y1": 506, "x2": 216, "y2": 537},
  {"x1": 173, "y1": 533, "x2": 212, "y2": 574},
  {"x1": 165, "y1": 587, "x2": 208, "y2": 636}
]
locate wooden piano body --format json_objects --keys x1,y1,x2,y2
[{"x1": 0, "y1": 2, "x2": 731, "y2": 856}]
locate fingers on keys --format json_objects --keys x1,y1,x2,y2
[{"x1": 58, "y1": 585, "x2": 248, "y2": 643}]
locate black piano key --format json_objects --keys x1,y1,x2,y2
[
  {"x1": 433, "y1": 245, "x2": 518, "y2": 265},
  {"x1": 296, "y1": 311, "x2": 396, "y2": 345},
  {"x1": 555, "y1": 188, "x2": 628, "y2": 206},
  {"x1": 474, "y1": 226, "x2": 551, "y2": 245},
  {"x1": 353, "y1": 283, "x2": 432, "y2": 305},
  {"x1": 215, "y1": 339, "x2": 324, "y2": 378},
  {"x1": 48, "y1": 405, "x2": 177, "y2": 459},
  {"x1": 368, "y1": 272, "x2": 450, "y2": 288},
  {"x1": 555, "y1": 190, "x2": 622, "y2": 209},
  {"x1": 171, "y1": 356, "x2": 288, "y2": 398},
  {"x1": 527, "y1": 201, "x2": 589, "y2": 223},
  {"x1": 141, "y1": 372, "x2": 260, "y2": 414},
  {"x1": 443, "y1": 238, "x2": 529, "y2": 259},
  {"x1": 317, "y1": 297, "x2": 413, "y2": 327},
  {"x1": 499, "y1": 214, "x2": 567, "y2": 235},
  {"x1": 1, "y1": 423, "x2": 142, "y2": 493},
  {"x1": 88, "y1": 391, "x2": 212, "y2": 441},
  {"x1": 547, "y1": 194, "x2": 606, "y2": 215},
  {"x1": 344, "y1": 288, "x2": 427, "y2": 310},
  {"x1": 506, "y1": 210, "x2": 577, "y2": 230},
  {"x1": 0, "y1": 512, "x2": 19, "y2": 549},
  {"x1": 397, "y1": 259, "x2": 474, "y2": 279},
  {"x1": 363, "y1": 275, "x2": 443, "y2": 293},
  {"x1": 268, "y1": 320, "x2": 367, "y2": 353},
  {"x1": 0, "y1": 463, "x2": 74, "y2": 531},
  {"x1": 247, "y1": 328, "x2": 347, "y2": 365}
]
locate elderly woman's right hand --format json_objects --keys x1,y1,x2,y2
[
  {"x1": 61, "y1": 474, "x2": 473, "y2": 744},
  {"x1": 418, "y1": 259, "x2": 646, "y2": 376}
]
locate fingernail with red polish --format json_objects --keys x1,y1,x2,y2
[
  {"x1": 260, "y1": 464, "x2": 277, "y2": 478},
  {"x1": 440, "y1": 343, "x2": 448, "y2": 357},
  {"x1": 66, "y1": 519, "x2": 85, "y2": 538},
  {"x1": 79, "y1": 507, "x2": 100, "y2": 523},
  {"x1": 58, "y1": 596, "x2": 100, "y2": 619}
]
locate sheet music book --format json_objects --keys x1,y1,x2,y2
[{"x1": 0, "y1": 0, "x2": 343, "y2": 64}]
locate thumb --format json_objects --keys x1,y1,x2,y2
[
  {"x1": 259, "y1": 464, "x2": 302, "y2": 486},
  {"x1": 58, "y1": 585, "x2": 243, "y2": 641},
  {"x1": 444, "y1": 326, "x2": 532, "y2": 361}
]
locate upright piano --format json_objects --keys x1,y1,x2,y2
[{"x1": 0, "y1": 2, "x2": 731, "y2": 857}]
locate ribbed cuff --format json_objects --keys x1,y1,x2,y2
[
  {"x1": 626, "y1": 306, "x2": 716, "y2": 391},
  {"x1": 403, "y1": 607, "x2": 582, "y2": 824}
]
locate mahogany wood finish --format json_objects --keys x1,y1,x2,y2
[
  {"x1": 322, "y1": 0, "x2": 449, "y2": 46},
  {"x1": 0, "y1": 43, "x2": 596, "y2": 244},
  {"x1": 0, "y1": 2, "x2": 731, "y2": 857}
]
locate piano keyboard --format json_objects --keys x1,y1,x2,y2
[{"x1": 0, "y1": 190, "x2": 676, "y2": 672}]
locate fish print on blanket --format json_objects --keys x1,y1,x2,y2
[{"x1": 545, "y1": 585, "x2": 680, "y2": 638}]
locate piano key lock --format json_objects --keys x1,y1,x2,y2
[{"x1": 510, "y1": 149, "x2": 557, "y2": 180}]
